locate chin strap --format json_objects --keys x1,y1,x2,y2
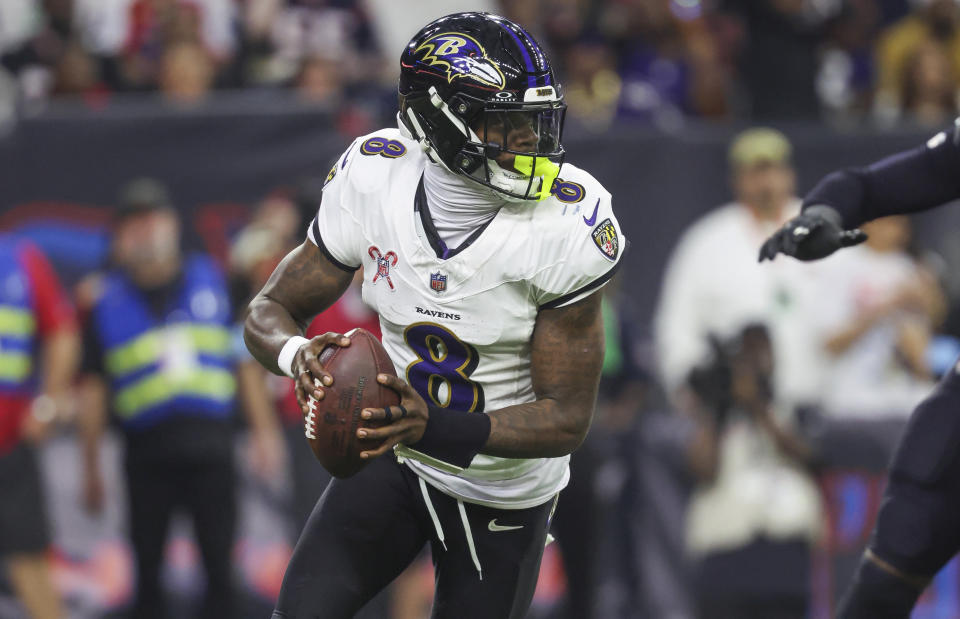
[{"x1": 399, "y1": 109, "x2": 442, "y2": 166}]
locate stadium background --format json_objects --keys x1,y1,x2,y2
[{"x1": 3, "y1": 0, "x2": 960, "y2": 617}]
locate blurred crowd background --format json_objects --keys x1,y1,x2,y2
[
  {"x1": 3, "y1": 1, "x2": 960, "y2": 619},
  {"x1": 3, "y1": 0, "x2": 960, "y2": 128}
]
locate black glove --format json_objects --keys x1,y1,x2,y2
[{"x1": 758, "y1": 205, "x2": 867, "y2": 262}]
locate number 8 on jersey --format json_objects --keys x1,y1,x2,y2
[{"x1": 404, "y1": 323, "x2": 484, "y2": 413}]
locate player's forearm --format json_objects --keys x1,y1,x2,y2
[
  {"x1": 401, "y1": 294, "x2": 604, "y2": 466},
  {"x1": 480, "y1": 293, "x2": 604, "y2": 459},
  {"x1": 236, "y1": 359, "x2": 281, "y2": 432},
  {"x1": 243, "y1": 241, "x2": 354, "y2": 375},
  {"x1": 804, "y1": 138, "x2": 960, "y2": 228},
  {"x1": 40, "y1": 328, "x2": 80, "y2": 401},
  {"x1": 244, "y1": 294, "x2": 308, "y2": 375},
  {"x1": 78, "y1": 375, "x2": 107, "y2": 471},
  {"x1": 825, "y1": 308, "x2": 889, "y2": 355},
  {"x1": 483, "y1": 399, "x2": 592, "y2": 458},
  {"x1": 896, "y1": 321, "x2": 932, "y2": 379}
]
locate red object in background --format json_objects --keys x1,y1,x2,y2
[
  {"x1": 276, "y1": 286, "x2": 381, "y2": 425},
  {"x1": 0, "y1": 242, "x2": 77, "y2": 453}
]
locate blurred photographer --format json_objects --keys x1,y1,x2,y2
[{"x1": 684, "y1": 323, "x2": 822, "y2": 619}]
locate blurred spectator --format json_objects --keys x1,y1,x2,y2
[
  {"x1": 562, "y1": 39, "x2": 621, "y2": 129},
  {"x1": 876, "y1": 0, "x2": 960, "y2": 119},
  {"x1": 50, "y1": 39, "x2": 106, "y2": 99},
  {"x1": 113, "y1": 0, "x2": 234, "y2": 92},
  {"x1": 684, "y1": 324, "x2": 821, "y2": 619},
  {"x1": 721, "y1": 0, "x2": 840, "y2": 119},
  {"x1": 498, "y1": 0, "x2": 544, "y2": 39},
  {"x1": 600, "y1": 0, "x2": 728, "y2": 125},
  {"x1": 814, "y1": 216, "x2": 946, "y2": 417},
  {"x1": 899, "y1": 39, "x2": 958, "y2": 123},
  {"x1": 816, "y1": 0, "x2": 880, "y2": 119},
  {"x1": 0, "y1": 234, "x2": 79, "y2": 619},
  {"x1": 654, "y1": 128, "x2": 825, "y2": 411},
  {"x1": 653, "y1": 127, "x2": 826, "y2": 618},
  {"x1": 1, "y1": 0, "x2": 76, "y2": 100},
  {"x1": 0, "y1": 0, "x2": 41, "y2": 56},
  {"x1": 10, "y1": 0, "x2": 960, "y2": 129},
  {"x1": 264, "y1": 0, "x2": 379, "y2": 86},
  {"x1": 159, "y1": 41, "x2": 214, "y2": 103},
  {"x1": 295, "y1": 55, "x2": 344, "y2": 107},
  {"x1": 77, "y1": 178, "x2": 280, "y2": 619},
  {"x1": 76, "y1": 0, "x2": 235, "y2": 61},
  {"x1": 363, "y1": 0, "x2": 497, "y2": 91}
]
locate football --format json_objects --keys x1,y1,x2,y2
[{"x1": 303, "y1": 328, "x2": 400, "y2": 478}]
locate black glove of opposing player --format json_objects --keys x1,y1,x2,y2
[{"x1": 758, "y1": 205, "x2": 868, "y2": 262}]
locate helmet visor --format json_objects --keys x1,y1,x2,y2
[
  {"x1": 464, "y1": 102, "x2": 566, "y2": 201},
  {"x1": 478, "y1": 107, "x2": 564, "y2": 156}
]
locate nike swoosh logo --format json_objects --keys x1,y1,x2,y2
[
  {"x1": 488, "y1": 519, "x2": 523, "y2": 532},
  {"x1": 582, "y1": 199, "x2": 600, "y2": 226}
]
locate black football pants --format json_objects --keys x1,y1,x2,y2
[
  {"x1": 271, "y1": 454, "x2": 555, "y2": 619},
  {"x1": 838, "y1": 362, "x2": 960, "y2": 618}
]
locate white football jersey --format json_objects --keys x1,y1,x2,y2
[{"x1": 309, "y1": 128, "x2": 627, "y2": 509}]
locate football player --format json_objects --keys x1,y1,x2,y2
[
  {"x1": 244, "y1": 12, "x2": 627, "y2": 619},
  {"x1": 759, "y1": 118, "x2": 960, "y2": 618}
]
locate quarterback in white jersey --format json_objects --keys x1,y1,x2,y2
[
  {"x1": 245, "y1": 12, "x2": 626, "y2": 619},
  {"x1": 308, "y1": 127, "x2": 621, "y2": 508}
]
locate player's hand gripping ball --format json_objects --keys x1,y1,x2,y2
[{"x1": 293, "y1": 328, "x2": 399, "y2": 478}]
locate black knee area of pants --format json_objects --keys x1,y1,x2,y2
[
  {"x1": 836, "y1": 555, "x2": 922, "y2": 619},
  {"x1": 872, "y1": 480, "x2": 947, "y2": 575},
  {"x1": 889, "y1": 368, "x2": 960, "y2": 485}
]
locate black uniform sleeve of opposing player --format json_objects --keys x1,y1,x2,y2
[{"x1": 803, "y1": 126, "x2": 960, "y2": 228}]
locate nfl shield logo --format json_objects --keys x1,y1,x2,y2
[{"x1": 430, "y1": 272, "x2": 447, "y2": 294}]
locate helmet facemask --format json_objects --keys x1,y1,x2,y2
[{"x1": 400, "y1": 85, "x2": 566, "y2": 202}]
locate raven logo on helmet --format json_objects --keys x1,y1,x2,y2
[{"x1": 413, "y1": 33, "x2": 506, "y2": 90}]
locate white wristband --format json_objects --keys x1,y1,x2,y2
[{"x1": 278, "y1": 336, "x2": 310, "y2": 379}]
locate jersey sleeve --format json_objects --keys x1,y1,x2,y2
[
  {"x1": 20, "y1": 242, "x2": 77, "y2": 336},
  {"x1": 531, "y1": 196, "x2": 628, "y2": 309},
  {"x1": 307, "y1": 142, "x2": 364, "y2": 271},
  {"x1": 803, "y1": 117, "x2": 960, "y2": 227}
]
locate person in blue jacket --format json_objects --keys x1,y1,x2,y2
[{"x1": 78, "y1": 178, "x2": 278, "y2": 619}]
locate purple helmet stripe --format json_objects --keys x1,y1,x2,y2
[
  {"x1": 513, "y1": 23, "x2": 553, "y2": 87},
  {"x1": 501, "y1": 23, "x2": 539, "y2": 88}
]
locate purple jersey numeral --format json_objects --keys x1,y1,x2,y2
[{"x1": 404, "y1": 323, "x2": 484, "y2": 413}]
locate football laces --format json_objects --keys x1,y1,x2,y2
[{"x1": 304, "y1": 379, "x2": 320, "y2": 440}]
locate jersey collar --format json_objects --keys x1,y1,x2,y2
[{"x1": 415, "y1": 174, "x2": 499, "y2": 261}]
